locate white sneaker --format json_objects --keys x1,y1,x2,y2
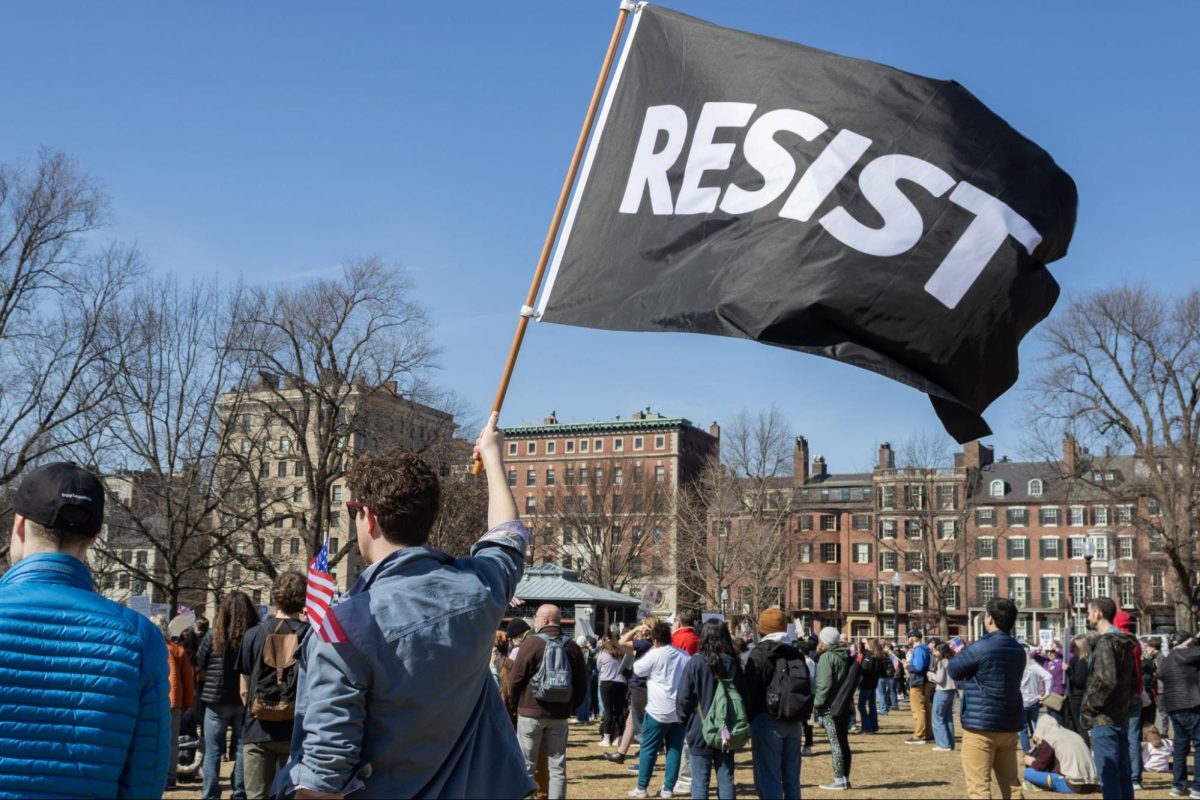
[
  {"x1": 600, "y1": 735, "x2": 612, "y2": 747},
  {"x1": 626, "y1": 790, "x2": 647, "y2": 799},
  {"x1": 659, "y1": 792, "x2": 674, "y2": 799},
  {"x1": 931, "y1": 745, "x2": 953, "y2": 751}
]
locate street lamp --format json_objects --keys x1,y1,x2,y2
[{"x1": 891, "y1": 572, "x2": 903, "y2": 641}]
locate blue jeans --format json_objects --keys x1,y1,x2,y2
[
  {"x1": 575, "y1": 675, "x2": 592, "y2": 722},
  {"x1": 932, "y1": 690, "x2": 956, "y2": 749},
  {"x1": 1171, "y1": 708, "x2": 1200, "y2": 793},
  {"x1": 1024, "y1": 768, "x2": 1073, "y2": 793},
  {"x1": 689, "y1": 751, "x2": 735, "y2": 799},
  {"x1": 857, "y1": 688, "x2": 878, "y2": 733},
  {"x1": 1018, "y1": 704, "x2": 1040, "y2": 752},
  {"x1": 1092, "y1": 723, "x2": 1134, "y2": 800},
  {"x1": 638, "y1": 715, "x2": 685, "y2": 792},
  {"x1": 202, "y1": 703, "x2": 246, "y2": 800},
  {"x1": 878, "y1": 677, "x2": 894, "y2": 714},
  {"x1": 750, "y1": 714, "x2": 802, "y2": 799},
  {"x1": 1127, "y1": 696, "x2": 1143, "y2": 783}
]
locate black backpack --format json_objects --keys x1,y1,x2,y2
[
  {"x1": 828, "y1": 657, "x2": 863, "y2": 719},
  {"x1": 531, "y1": 633, "x2": 574, "y2": 704},
  {"x1": 881, "y1": 654, "x2": 896, "y2": 679},
  {"x1": 764, "y1": 644, "x2": 813, "y2": 722}
]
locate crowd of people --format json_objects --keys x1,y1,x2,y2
[{"x1": 3, "y1": 424, "x2": 1200, "y2": 799}]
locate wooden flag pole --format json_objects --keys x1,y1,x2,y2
[{"x1": 471, "y1": 1, "x2": 635, "y2": 475}]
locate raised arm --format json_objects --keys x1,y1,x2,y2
[{"x1": 476, "y1": 412, "x2": 517, "y2": 529}]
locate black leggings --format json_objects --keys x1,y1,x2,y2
[{"x1": 600, "y1": 680, "x2": 628, "y2": 739}]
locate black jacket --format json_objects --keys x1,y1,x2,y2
[
  {"x1": 196, "y1": 629, "x2": 243, "y2": 706},
  {"x1": 1159, "y1": 646, "x2": 1200, "y2": 714},
  {"x1": 1065, "y1": 655, "x2": 1089, "y2": 699},
  {"x1": 744, "y1": 639, "x2": 807, "y2": 720},
  {"x1": 676, "y1": 652, "x2": 750, "y2": 755},
  {"x1": 857, "y1": 654, "x2": 880, "y2": 691}
]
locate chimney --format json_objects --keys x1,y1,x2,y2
[
  {"x1": 962, "y1": 440, "x2": 994, "y2": 470},
  {"x1": 1062, "y1": 434, "x2": 1079, "y2": 476},
  {"x1": 878, "y1": 442, "x2": 895, "y2": 469},
  {"x1": 544, "y1": 411, "x2": 558, "y2": 425},
  {"x1": 812, "y1": 455, "x2": 827, "y2": 479},
  {"x1": 632, "y1": 409, "x2": 645, "y2": 421},
  {"x1": 256, "y1": 370, "x2": 279, "y2": 390},
  {"x1": 709, "y1": 421, "x2": 720, "y2": 439},
  {"x1": 794, "y1": 436, "x2": 810, "y2": 484}
]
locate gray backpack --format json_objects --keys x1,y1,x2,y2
[{"x1": 531, "y1": 633, "x2": 574, "y2": 703}]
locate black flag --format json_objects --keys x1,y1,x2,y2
[{"x1": 535, "y1": 5, "x2": 1077, "y2": 442}]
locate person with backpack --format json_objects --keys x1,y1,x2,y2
[
  {"x1": 905, "y1": 631, "x2": 935, "y2": 745},
  {"x1": 509, "y1": 603, "x2": 588, "y2": 799},
  {"x1": 236, "y1": 571, "x2": 308, "y2": 800},
  {"x1": 856, "y1": 639, "x2": 881, "y2": 734},
  {"x1": 197, "y1": 591, "x2": 258, "y2": 800},
  {"x1": 814, "y1": 627, "x2": 858, "y2": 792},
  {"x1": 744, "y1": 609, "x2": 812, "y2": 799},
  {"x1": 677, "y1": 620, "x2": 751, "y2": 799},
  {"x1": 930, "y1": 642, "x2": 959, "y2": 752}
]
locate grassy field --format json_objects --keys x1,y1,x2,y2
[{"x1": 169, "y1": 704, "x2": 1181, "y2": 798}]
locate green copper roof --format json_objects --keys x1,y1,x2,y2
[{"x1": 502, "y1": 417, "x2": 696, "y2": 435}]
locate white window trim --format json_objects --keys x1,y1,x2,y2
[
  {"x1": 1039, "y1": 506, "x2": 1060, "y2": 527},
  {"x1": 1028, "y1": 479, "x2": 1043, "y2": 496},
  {"x1": 1007, "y1": 506, "x2": 1029, "y2": 527},
  {"x1": 989, "y1": 479, "x2": 1005, "y2": 498},
  {"x1": 976, "y1": 506, "x2": 996, "y2": 527}
]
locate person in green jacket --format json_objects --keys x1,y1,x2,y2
[{"x1": 814, "y1": 628, "x2": 854, "y2": 791}]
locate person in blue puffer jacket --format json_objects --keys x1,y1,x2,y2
[
  {"x1": 947, "y1": 596, "x2": 1026, "y2": 800},
  {"x1": 0, "y1": 462, "x2": 170, "y2": 799}
]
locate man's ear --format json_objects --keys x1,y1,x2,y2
[{"x1": 364, "y1": 506, "x2": 381, "y2": 539}]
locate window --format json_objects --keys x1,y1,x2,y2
[
  {"x1": 328, "y1": 511, "x2": 340, "y2": 527},
  {"x1": 904, "y1": 518, "x2": 922, "y2": 540},
  {"x1": 290, "y1": 538, "x2": 300, "y2": 555},
  {"x1": 1091, "y1": 534, "x2": 1110, "y2": 561},
  {"x1": 294, "y1": 461, "x2": 304, "y2": 477},
  {"x1": 634, "y1": 437, "x2": 644, "y2": 450},
  {"x1": 990, "y1": 479, "x2": 1005, "y2": 497},
  {"x1": 260, "y1": 461, "x2": 270, "y2": 478},
  {"x1": 798, "y1": 579, "x2": 814, "y2": 609},
  {"x1": 1028, "y1": 479, "x2": 1043, "y2": 496},
  {"x1": 279, "y1": 435, "x2": 291, "y2": 453},
  {"x1": 527, "y1": 442, "x2": 537, "y2": 455},
  {"x1": 976, "y1": 537, "x2": 996, "y2": 559},
  {"x1": 799, "y1": 542, "x2": 813, "y2": 563},
  {"x1": 904, "y1": 550, "x2": 926, "y2": 572},
  {"x1": 938, "y1": 484, "x2": 957, "y2": 510},
  {"x1": 903, "y1": 485, "x2": 925, "y2": 510},
  {"x1": 612, "y1": 467, "x2": 623, "y2": 485},
  {"x1": 579, "y1": 468, "x2": 589, "y2": 483},
  {"x1": 565, "y1": 440, "x2": 575, "y2": 453},
  {"x1": 879, "y1": 519, "x2": 896, "y2": 539},
  {"x1": 654, "y1": 465, "x2": 665, "y2": 483},
  {"x1": 976, "y1": 575, "x2": 998, "y2": 603},
  {"x1": 614, "y1": 438, "x2": 624, "y2": 451},
  {"x1": 240, "y1": 439, "x2": 251, "y2": 454},
  {"x1": 526, "y1": 469, "x2": 536, "y2": 487},
  {"x1": 1151, "y1": 569, "x2": 1165, "y2": 603},
  {"x1": 594, "y1": 439, "x2": 604, "y2": 452},
  {"x1": 1039, "y1": 507, "x2": 1059, "y2": 526},
  {"x1": 975, "y1": 508, "x2": 995, "y2": 527},
  {"x1": 1149, "y1": 533, "x2": 1164, "y2": 554},
  {"x1": 820, "y1": 542, "x2": 840, "y2": 563},
  {"x1": 1117, "y1": 575, "x2": 1136, "y2": 608},
  {"x1": 938, "y1": 519, "x2": 956, "y2": 539},
  {"x1": 273, "y1": 516, "x2": 284, "y2": 529},
  {"x1": 507, "y1": 442, "x2": 517, "y2": 455},
  {"x1": 632, "y1": 465, "x2": 643, "y2": 484},
  {"x1": 565, "y1": 467, "x2": 575, "y2": 485},
  {"x1": 1041, "y1": 576, "x2": 1063, "y2": 607},
  {"x1": 546, "y1": 469, "x2": 556, "y2": 487},
  {"x1": 1091, "y1": 574, "x2": 1110, "y2": 599},
  {"x1": 651, "y1": 555, "x2": 664, "y2": 573},
  {"x1": 820, "y1": 579, "x2": 841, "y2": 610},
  {"x1": 1093, "y1": 506, "x2": 1109, "y2": 526},
  {"x1": 1147, "y1": 496, "x2": 1161, "y2": 515},
  {"x1": 1116, "y1": 505, "x2": 1133, "y2": 525},
  {"x1": 272, "y1": 538, "x2": 283, "y2": 556},
  {"x1": 1070, "y1": 575, "x2": 1087, "y2": 606},
  {"x1": 1008, "y1": 576, "x2": 1031, "y2": 607},
  {"x1": 879, "y1": 550, "x2": 898, "y2": 571},
  {"x1": 820, "y1": 514, "x2": 838, "y2": 532},
  {"x1": 852, "y1": 514, "x2": 871, "y2": 532},
  {"x1": 330, "y1": 537, "x2": 339, "y2": 554},
  {"x1": 1007, "y1": 507, "x2": 1029, "y2": 526},
  {"x1": 507, "y1": 469, "x2": 517, "y2": 487},
  {"x1": 905, "y1": 584, "x2": 926, "y2": 611},
  {"x1": 653, "y1": 526, "x2": 663, "y2": 544},
  {"x1": 936, "y1": 551, "x2": 959, "y2": 573},
  {"x1": 1118, "y1": 536, "x2": 1133, "y2": 560},
  {"x1": 1040, "y1": 537, "x2": 1062, "y2": 560},
  {"x1": 579, "y1": 439, "x2": 588, "y2": 453},
  {"x1": 654, "y1": 435, "x2": 665, "y2": 449},
  {"x1": 1069, "y1": 506, "x2": 1085, "y2": 526},
  {"x1": 594, "y1": 468, "x2": 604, "y2": 484},
  {"x1": 562, "y1": 555, "x2": 572, "y2": 570},
  {"x1": 852, "y1": 580, "x2": 873, "y2": 611},
  {"x1": 1068, "y1": 535, "x2": 1086, "y2": 558},
  {"x1": 946, "y1": 585, "x2": 961, "y2": 610},
  {"x1": 799, "y1": 515, "x2": 814, "y2": 531},
  {"x1": 542, "y1": 528, "x2": 553, "y2": 546},
  {"x1": 525, "y1": 496, "x2": 536, "y2": 513},
  {"x1": 546, "y1": 441, "x2": 556, "y2": 455},
  {"x1": 879, "y1": 485, "x2": 896, "y2": 509},
  {"x1": 1007, "y1": 537, "x2": 1029, "y2": 560},
  {"x1": 853, "y1": 543, "x2": 872, "y2": 564},
  {"x1": 880, "y1": 584, "x2": 898, "y2": 612},
  {"x1": 293, "y1": 487, "x2": 304, "y2": 503},
  {"x1": 328, "y1": 485, "x2": 341, "y2": 503}
]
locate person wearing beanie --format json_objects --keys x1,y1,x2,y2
[
  {"x1": 744, "y1": 608, "x2": 812, "y2": 798},
  {"x1": 814, "y1": 627, "x2": 855, "y2": 791}
]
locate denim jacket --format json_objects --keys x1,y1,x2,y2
[{"x1": 275, "y1": 521, "x2": 534, "y2": 799}]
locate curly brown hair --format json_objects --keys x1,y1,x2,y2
[
  {"x1": 271, "y1": 570, "x2": 307, "y2": 615},
  {"x1": 345, "y1": 448, "x2": 440, "y2": 547},
  {"x1": 213, "y1": 591, "x2": 259, "y2": 654}
]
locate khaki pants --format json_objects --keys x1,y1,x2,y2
[
  {"x1": 961, "y1": 728, "x2": 1024, "y2": 800},
  {"x1": 910, "y1": 684, "x2": 933, "y2": 740},
  {"x1": 243, "y1": 740, "x2": 291, "y2": 800}
]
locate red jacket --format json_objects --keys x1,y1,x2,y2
[{"x1": 672, "y1": 626, "x2": 699, "y2": 655}]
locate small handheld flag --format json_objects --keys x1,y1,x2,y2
[{"x1": 306, "y1": 534, "x2": 346, "y2": 644}]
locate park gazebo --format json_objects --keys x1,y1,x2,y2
[{"x1": 507, "y1": 564, "x2": 641, "y2": 638}]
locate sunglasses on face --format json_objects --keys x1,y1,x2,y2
[{"x1": 346, "y1": 500, "x2": 366, "y2": 518}]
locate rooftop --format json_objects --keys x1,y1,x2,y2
[
  {"x1": 504, "y1": 415, "x2": 703, "y2": 436},
  {"x1": 514, "y1": 564, "x2": 641, "y2": 606}
]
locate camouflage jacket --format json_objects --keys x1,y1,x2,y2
[{"x1": 1081, "y1": 627, "x2": 1138, "y2": 728}]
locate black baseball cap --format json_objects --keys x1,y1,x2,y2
[
  {"x1": 1170, "y1": 630, "x2": 1194, "y2": 649},
  {"x1": 12, "y1": 462, "x2": 105, "y2": 538}
]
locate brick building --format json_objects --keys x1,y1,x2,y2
[{"x1": 501, "y1": 410, "x2": 719, "y2": 614}]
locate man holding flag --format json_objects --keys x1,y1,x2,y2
[{"x1": 276, "y1": 413, "x2": 533, "y2": 799}]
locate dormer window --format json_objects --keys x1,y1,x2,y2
[
  {"x1": 989, "y1": 479, "x2": 1005, "y2": 498},
  {"x1": 1028, "y1": 479, "x2": 1043, "y2": 497}
]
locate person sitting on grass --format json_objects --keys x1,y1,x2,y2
[{"x1": 1022, "y1": 714, "x2": 1099, "y2": 794}]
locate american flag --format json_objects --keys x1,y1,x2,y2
[{"x1": 306, "y1": 535, "x2": 346, "y2": 644}]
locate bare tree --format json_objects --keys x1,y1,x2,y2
[
  {"x1": 76, "y1": 277, "x2": 256, "y2": 613},
  {"x1": 0, "y1": 150, "x2": 140, "y2": 562},
  {"x1": 878, "y1": 431, "x2": 999, "y2": 638},
  {"x1": 225, "y1": 257, "x2": 442, "y2": 575},
  {"x1": 1032, "y1": 286, "x2": 1200, "y2": 628}
]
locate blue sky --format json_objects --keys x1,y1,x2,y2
[{"x1": 4, "y1": 2, "x2": 1196, "y2": 472}]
